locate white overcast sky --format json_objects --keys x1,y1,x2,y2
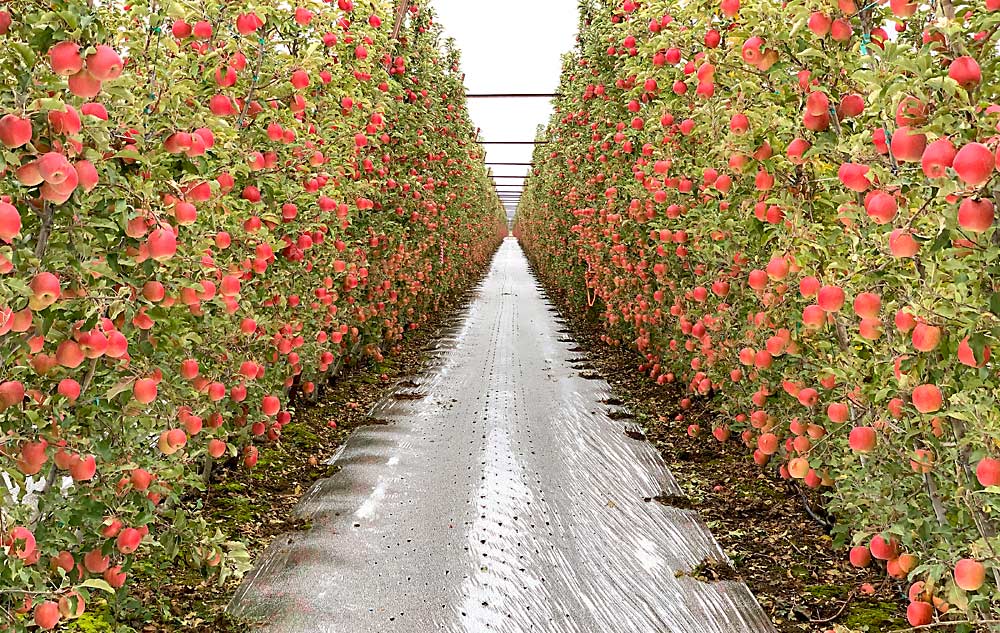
[{"x1": 431, "y1": 0, "x2": 579, "y2": 216}]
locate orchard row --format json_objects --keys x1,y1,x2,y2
[
  {"x1": 517, "y1": 0, "x2": 998, "y2": 626},
  {"x1": 0, "y1": 1, "x2": 504, "y2": 630}
]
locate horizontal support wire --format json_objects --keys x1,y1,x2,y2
[{"x1": 466, "y1": 93, "x2": 560, "y2": 98}]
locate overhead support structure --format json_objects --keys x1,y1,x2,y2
[
  {"x1": 478, "y1": 141, "x2": 548, "y2": 145},
  {"x1": 466, "y1": 93, "x2": 561, "y2": 98}
]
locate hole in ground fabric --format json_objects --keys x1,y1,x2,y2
[
  {"x1": 644, "y1": 493, "x2": 694, "y2": 509},
  {"x1": 624, "y1": 426, "x2": 646, "y2": 441},
  {"x1": 675, "y1": 556, "x2": 741, "y2": 583},
  {"x1": 392, "y1": 392, "x2": 427, "y2": 401},
  {"x1": 606, "y1": 409, "x2": 634, "y2": 421}
]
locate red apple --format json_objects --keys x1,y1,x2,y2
[
  {"x1": 116, "y1": 527, "x2": 142, "y2": 554},
  {"x1": 948, "y1": 56, "x2": 981, "y2": 90},
  {"x1": 921, "y1": 138, "x2": 956, "y2": 178},
  {"x1": 907, "y1": 601, "x2": 933, "y2": 626},
  {"x1": 55, "y1": 340, "x2": 84, "y2": 368},
  {"x1": 104, "y1": 565, "x2": 126, "y2": 588},
  {"x1": 69, "y1": 455, "x2": 96, "y2": 481},
  {"x1": 864, "y1": 191, "x2": 897, "y2": 224},
  {"x1": 911, "y1": 323, "x2": 941, "y2": 352},
  {"x1": 81, "y1": 102, "x2": 109, "y2": 119},
  {"x1": 34, "y1": 601, "x2": 61, "y2": 630},
  {"x1": 838, "y1": 163, "x2": 870, "y2": 191},
  {"x1": 0, "y1": 114, "x2": 32, "y2": 148},
  {"x1": 849, "y1": 426, "x2": 876, "y2": 452},
  {"x1": 799, "y1": 276, "x2": 820, "y2": 297},
  {"x1": 976, "y1": 457, "x2": 1000, "y2": 486},
  {"x1": 805, "y1": 91, "x2": 829, "y2": 116},
  {"x1": 262, "y1": 395, "x2": 281, "y2": 416},
  {"x1": 291, "y1": 69, "x2": 309, "y2": 90},
  {"x1": 180, "y1": 359, "x2": 199, "y2": 380},
  {"x1": 953, "y1": 142, "x2": 994, "y2": 186},
  {"x1": 849, "y1": 545, "x2": 871, "y2": 567},
  {"x1": 957, "y1": 197, "x2": 994, "y2": 232},
  {"x1": 208, "y1": 439, "x2": 227, "y2": 458},
  {"x1": 37, "y1": 152, "x2": 72, "y2": 184},
  {"x1": 890, "y1": 126, "x2": 926, "y2": 162},
  {"x1": 786, "y1": 138, "x2": 810, "y2": 164},
  {"x1": 896, "y1": 96, "x2": 928, "y2": 127},
  {"x1": 830, "y1": 18, "x2": 852, "y2": 41},
  {"x1": 147, "y1": 227, "x2": 177, "y2": 262},
  {"x1": 172, "y1": 19, "x2": 192, "y2": 38},
  {"x1": 802, "y1": 305, "x2": 826, "y2": 330},
  {"x1": 870, "y1": 534, "x2": 899, "y2": 560},
  {"x1": 954, "y1": 558, "x2": 986, "y2": 591},
  {"x1": 817, "y1": 285, "x2": 845, "y2": 312},
  {"x1": 48, "y1": 41, "x2": 83, "y2": 75},
  {"x1": 912, "y1": 384, "x2": 942, "y2": 413},
  {"x1": 838, "y1": 94, "x2": 864, "y2": 118},
  {"x1": 29, "y1": 272, "x2": 61, "y2": 309},
  {"x1": 827, "y1": 402, "x2": 849, "y2": 423},
  {"x1": 192, "y1": 21, "x2": 213, "y2": 39},
  {"x1": 85, "y1": 45, "x2": 123, "y2": 81},
  {"x1": 131, "y1": 468, "x2": 152, "y2": 491},
  {"x1": 133, "y1": 378, "x2": 158, "y2": 404},
  {"x1": 74, "y1": 160, "x2": 99, "y2": 192},
  {"x1": 0, "y1": 201, "x2": 21, "y2": 242},
  {"x1": 58, "y1": 378, "x2": 81, "y2": 401},
  {"x1": 889, "y1": 229, "x2": 920, "y2": 257},
  {"x1": 236, "y1": 12, "x2": 264, "y2": 34},
  {"x1": 158, "y1": 429, "x2": 187, "y2": 455},
  {"x1": 957, "y1": 337, "x2": 990, "y2": 367},
  {"x1": 890, "y1": 0, "x2": 918, "y2": 16},
  {"x1": 853, "y1": 292, "x2": 881, "y2": 317},
  {"x1": 807, "y1": 12, "x2": 831, "y2": 37},
  {"x1": 83, "y1": 549, "x2": 109, "y2": 573},
  {"x1": 67, "y1": 70, "x2": 102, "y2": 98}
]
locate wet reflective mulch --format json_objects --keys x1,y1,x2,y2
[{"x1": 229, "y1": 239, "x2": 775, "y2": 633}]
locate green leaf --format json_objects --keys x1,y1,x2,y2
[
  {"x1": 79, "y1": 578, "x2": 116, "y2": 594},
  {"x1": 929, "y1": 229, "x2": 951, "y2": 253},
  {"x1": 9, "y1": 42, "x2": 36, "y2": 66},
  {"x1": 990, "y1": 292, "x2": 1000, "y2": 317},
  {"x1": 970, "y1": 333, "x2": 989, "y2": 365},
  {"x1": 115, "y1": 149, "x2": 144, "y2": 162}
]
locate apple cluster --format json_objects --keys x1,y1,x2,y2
[
  {"x1": 0, "y1": 1, "x2": 504, "y2": 630},
  {"x1": 517, "y1": 0, "x2": 998, "y2": 625}
]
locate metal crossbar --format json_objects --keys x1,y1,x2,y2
[{"x1": 467, "y1": 93, "x2": 560, "y2": 98}]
